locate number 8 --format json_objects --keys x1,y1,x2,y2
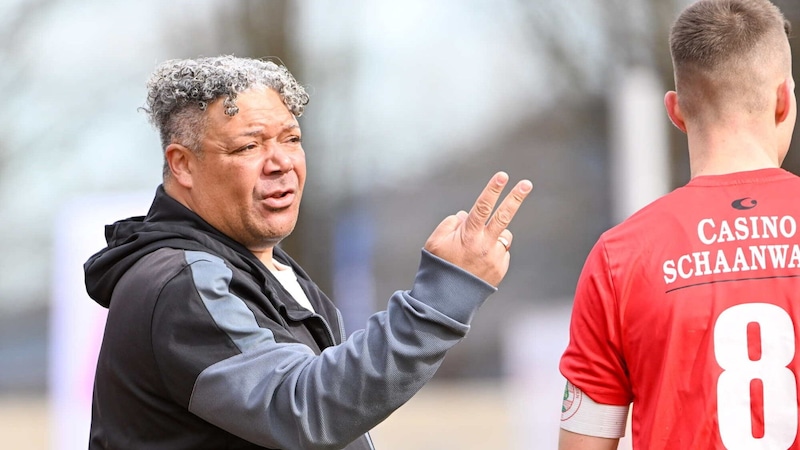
[{"x1": 714, "y1": 303, "x2": 797, "y2": 449}]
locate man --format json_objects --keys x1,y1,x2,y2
[
  {"x1": 558, "y1": 0, "x2": 796, "y2": 448},
  {"x1": 83, "y1": 55, "x2": 531, "y2": 449}
]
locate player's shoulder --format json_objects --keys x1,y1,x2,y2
[{"x1": 599, "y1": 191, "x2": 680, "y2": 241}]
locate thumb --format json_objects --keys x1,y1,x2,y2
[
  {"x1": 431, "y1": 213, "x2": 464, "y2": 237},
  {"x1": 425, "y1": 211, "x2": 467, "y2": 251},
  {"x1": 436, "y1": 210, "x2": 468, "y2": 236}
]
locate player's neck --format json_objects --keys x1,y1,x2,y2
[{"x1": 687, "y1": 123, "x2": 781, "y2": 179}]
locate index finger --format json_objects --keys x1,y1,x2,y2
[
  {"x1": 464, "y1": 172, "x2": 509, "y2": 234},
  {"x1": 485, "y1": 179, "x2": 533, "y2": 237}
]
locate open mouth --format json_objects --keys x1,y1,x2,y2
[{"x1": 261, "y1": 189, "x2": 296, "y2": 209}]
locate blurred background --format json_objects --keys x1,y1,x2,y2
[{"x1": 1, "y1": 0, "x2": 799, "y2": 449}]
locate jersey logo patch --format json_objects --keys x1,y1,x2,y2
[
  {"x1": 561, "y1": 381, "x2": 583, "y2": 420},
  {"x1": 732, "y1": 197, "x2": 758, "y2": 210}
]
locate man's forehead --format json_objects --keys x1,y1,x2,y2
[{"x1": 207, "y1": 88, "x2": 298, "y2": 123}]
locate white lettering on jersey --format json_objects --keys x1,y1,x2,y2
[{"x1": 663, "y1": 215, "x2": 799, "y2": 285}]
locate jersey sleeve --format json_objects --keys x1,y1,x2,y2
[{"x1": 560, "y1": 238, "x2": 632, "y2": 406}]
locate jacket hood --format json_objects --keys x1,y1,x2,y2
[{"x1": 84, "y1": 185, "x2": 295, "y2": 308}]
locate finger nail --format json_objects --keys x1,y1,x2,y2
[
  {"x1": 496, "y1": 172, "x2": 509, "y2": 185},
  {"x1": 519, "y1": 180, "x2": 533, "y2": 193}
]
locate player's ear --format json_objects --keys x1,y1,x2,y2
[
  {"x1": 775, "y1": 77, "x2": 794, "y2": 125},
  {"x1": 664, "y1": 91, "x2": 687, "y2": 133},
  {"x1": 164, "y1": 143, "x2": 195, "y2": 189}
]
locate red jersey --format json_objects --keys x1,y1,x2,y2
[{"x1": 560, "y1": 168, "x2": 800, "y2": 449}]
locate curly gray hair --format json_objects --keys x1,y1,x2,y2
[{"x1": 142, "y1": 55, "x2": 310, "y2": 177}]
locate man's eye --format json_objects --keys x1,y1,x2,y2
[
  {"x1": 288, "y1": 136, "x2": 302, "y2": 144},
  {"x1": 234, "y1": 143, "x2": 258, "y2": 153}
]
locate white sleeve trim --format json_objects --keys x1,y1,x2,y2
[{"x1": 560, "y1": 381, "x2": 629, "y2": 439}]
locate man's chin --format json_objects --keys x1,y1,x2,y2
[{"x1": 258, "y1": 225, "x2": 297, "y2": 248}]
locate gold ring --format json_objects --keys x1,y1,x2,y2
[{"x1": 498, "y1": 236, "x2": 510, "y2": 251}]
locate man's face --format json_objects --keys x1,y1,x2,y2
[{"x1": 188, "y1": 87, "x2": 306, "y2": 252}]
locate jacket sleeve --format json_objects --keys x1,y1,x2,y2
[{"x1": 152, "y1": 248, "x2": 496, "y2": 450}]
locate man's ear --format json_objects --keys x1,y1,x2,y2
[
  {"x1": 664, "y1": 91, "x2": 687, "y2": 133},
  {"x1": 164, "y1": 143, "x2": 195, "y2": 189},
  {"x1": 776, "y1": 77, "x2": 794, "y2": 125}
]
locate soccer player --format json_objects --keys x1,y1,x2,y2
[{"x1": 558, "y1": 0, "x2": 797, "y2": 448}]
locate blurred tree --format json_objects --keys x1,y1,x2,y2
[
  {"x1": 160, "y1": 0, "x2": 296, "y2": 68},
  {"x1": 0, "y1": 0, "x2": 64, "y2": 314},
  {"x1": 514, "y1": 0, "x2": 799, "y2": 180},
  {"x1": 199, "y1": 0, "x2": 300, "y2": 71},
  {"x1": 0, "y1": 0, "x2": 67, "y2": 391},
  {"x1": 0, "y1": 0, "x2": 58, "y2": 182}
]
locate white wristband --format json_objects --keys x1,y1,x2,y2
[{"x1": 560, "y1": 381, "x2": 629, "y2": 439}]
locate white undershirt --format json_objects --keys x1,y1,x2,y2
[{"x1": 270, "y1": 259, "x2": 316, "y2": 313}]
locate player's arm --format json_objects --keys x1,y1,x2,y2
[
  {"x1": 559, "y1": 429, "x2": 619, "y2": 450},
  {"x1": 559, "y1": 237, "x2": 630, "y2": 450},
  {"x1": 559, "y1": 381, "x2": 628, "y2": 450}
]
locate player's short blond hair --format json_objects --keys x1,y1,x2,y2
[{"x1": 669, "y1": 0, "x2": 791, "y2": 119}]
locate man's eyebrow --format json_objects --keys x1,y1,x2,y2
[
  {"x1": 237, "y1": 123, "x2": 300, "y2": 138},
  {"x1": 238, "y1": 129, "x2": 263, "y2": 138},
  {"x1": 283, "y1": 123, "x2": 301, "y2": 132}
]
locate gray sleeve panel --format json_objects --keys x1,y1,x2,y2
[
  {"x1": 187, "y1": 249, "x2": 497, "y2": 450},
  {"x1": 184, "y1": 251, "x2": 280, "y2": 353}
]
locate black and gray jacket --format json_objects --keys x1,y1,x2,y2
[{"x1": 84, "y1": 185, "x2": 497, "y2": 450}]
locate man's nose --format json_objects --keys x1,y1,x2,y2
[{"x1": 264, "y1": 145, "x2": 294, "y2": 173}]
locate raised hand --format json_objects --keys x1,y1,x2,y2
[{"x1": 423, "y1": 172, "x2": 532, "y2": 286}]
